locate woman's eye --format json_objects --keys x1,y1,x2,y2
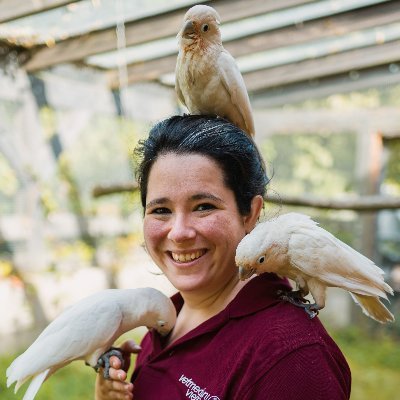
[
  {"x1": 196, "y1": 203, "x2": 216, "y2": 212},
  {"x1": 151, "y1": 207, "x2": 171, "y2": 215}
]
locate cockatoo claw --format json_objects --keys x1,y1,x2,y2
[
  {"x1": 278, "y1": 290, "x2": 320, "y2": 319},
  {"x1": 95, "y1": 347, "x2": 125, "y2": 379},
  {"x1": 303, "y1": 304, "x2": 320, "y2": 319}
]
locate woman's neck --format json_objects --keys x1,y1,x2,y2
[{"x1": 166, "y1": 274, "x2": 249, "y2": 345}]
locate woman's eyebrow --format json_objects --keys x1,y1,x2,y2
[
  {"x1": 145, "y1": 197, "x2": 168, "y2": 210},
  {"x1": 191, "y1": 192, "x2": 225, "y2": 204}
]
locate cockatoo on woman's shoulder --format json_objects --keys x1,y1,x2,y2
[
  {"x1": 236, "y1": 212, "x2": 395, "y2": 323},
  {"x1": 175, "y1": 4, "x2": 255, "y2": 137},
  {"x1": 7, "y1": 287, "x2": 176, "y2": 400}
]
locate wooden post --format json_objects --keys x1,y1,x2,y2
[{"x1": 355, "y1": 130, "x2": 383, "y2": 260}]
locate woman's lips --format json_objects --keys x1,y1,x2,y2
[{"x1": 170, "y1": 249, "x2": 206, "y2": 263}]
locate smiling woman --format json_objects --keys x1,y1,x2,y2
[{"x1": 95, "y1": 114, "x2": 351, "y2": 400}]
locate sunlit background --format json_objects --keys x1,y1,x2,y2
[{"x1": 0, "y1": 0, "x2": 399, "y2": 399}]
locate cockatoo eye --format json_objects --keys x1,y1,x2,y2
[
  {"x1": 258, "y1": 256, "x2": 265, "y2": 264},
  {"x1": 202, "y1": 24, "x2": 209, "y2": 32}
]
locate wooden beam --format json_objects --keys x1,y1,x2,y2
[
  {"x1": 382, "y1": 130, "x2": 400, "y2": 139},
  {"x1": 23, "y1": 0, "x2": 315, "y2": 71},
  {"x1": 0, "y1": 0, "x2": 79, "y2": 23},
  {"x1": 251, "y1": 64, "x2": 400, "y2": 107},
  {"x1": 264, "y1": 193, "x2": 400, "y2": 212},
  {"x1": 244, "y1": 39, "x2": 400, "y2": 92},
  {"x1": 252, "y1": 107, "x2": 400, "y2": 137},
  {"x1": 92, "y1": 182, "x2": 138, "y2": 198},
  {"x1": 110, "y1": 0, "x2": 400, "y2": 87},
  {"x1": 92, "y1": 182, "x2": 400, "y2": 212}
]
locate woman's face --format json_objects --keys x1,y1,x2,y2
[{"x1": 143, "y1": 153, "x2": 259, "y2": 295}]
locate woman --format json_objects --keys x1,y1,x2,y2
[{"x1": 95, "y1": 115, "x2": 351, "y2": 399}]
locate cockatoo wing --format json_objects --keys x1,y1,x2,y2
[
  {"x1": 175, "y1": 60, "x2": 187, "y2": 107},
  {"x1": 7, "y1": 292, "x2": 122, "y2": 386},
  {"x1": 218, "y1": 50, "x2": 254, "y2": 135},
  {"x1": 288, "y1": 225, "x2": 392, "y2": 298}
]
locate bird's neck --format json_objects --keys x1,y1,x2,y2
[{"x1": 117, "y1": 290, "x2": 156, "y2": 332}]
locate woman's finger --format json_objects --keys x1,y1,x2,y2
[
  {"x1": 108, "y1": 366, "x2": 127, "y2": 381},
  {"x1": 113, "y1": 340, "x2": 142, "y2": 371}
]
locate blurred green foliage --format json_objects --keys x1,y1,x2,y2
[
  {"x1": 385, "y1": 140, "x2": 400, "y2": 193},
  {"x1": 1, "y1": 327, "x2": 399, "y2": 399},
  {"x1": 261, "y1": 132, "x2": 357, "y2": 197},
  {"x1": 331, "y1": 327, "x2": 400, "y2": 400}
]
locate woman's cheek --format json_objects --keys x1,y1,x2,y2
[
  {"x1": 143, "y1": 218, "x2": 167, "y2": 245},
  {"x1": 204, "y1": 213, "x2": 245, "y2": 241}
]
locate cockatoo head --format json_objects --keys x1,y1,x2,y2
[
  {"x1": 178, "y1": 5, "x2": 222, "y2": 47},
  {"x1": 142, "y1": 288, "x2": 177, "y2": 336},
  {"x1": 235, "y1": 219, "x2": 289, "y2": 281}
]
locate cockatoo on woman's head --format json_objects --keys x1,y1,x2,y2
[
  {"x1": 175, "y1": 4, "x2": 255, "y2": 137},
  {"x1": 236, "y1": 212, "x2": 395, "y2": 323},
  {"x1": 6, "y1": 287, "x2": 176, "y2": 400}
]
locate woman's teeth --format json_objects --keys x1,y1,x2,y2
[{"x1": 172, "y1": 251, "x2": 204, "y2": 262}]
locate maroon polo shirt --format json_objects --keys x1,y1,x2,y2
[{"x1": 132, "y1": 273, "x2": 351, "y2": 399}]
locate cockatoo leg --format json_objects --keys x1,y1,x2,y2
[
  {"x1": 277, "y1": 290, "x2": 320, "y2": 319},
  {"x1": 277, "y1": 289, "x2": 309, "y2": 303},
  {"x1": 94, "y1": 347, "x2": 125, "y2": 379}
]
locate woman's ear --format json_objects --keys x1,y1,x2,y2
[{"x1": 243, "y1": 195, "x2": 264, "y2": 233}]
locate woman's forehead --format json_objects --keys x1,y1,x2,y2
[
  {"x1": 152, "y1": 153, "x2": 221, "y2": 177},
  {"x1": 146, "y1": 153, "x2": 228, "y2": 196}
]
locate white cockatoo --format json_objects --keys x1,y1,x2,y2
[
  {"x1": 175, "y1": 4, "x2": 255, "y2": 137},
  {"x1": 236, "y1": 212, "x2": 395, "y2": 323},
  {"x1": 7, "y1": 287, "x2": 176, "y2": 400}
]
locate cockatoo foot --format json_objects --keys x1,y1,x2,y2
[
  {"x1": 303, "y1": 303, "x2": 321, "y2": 319},
  {"x1": 94, "y1": 347, "x2": 125, "y2": 379},
  {"x1": 278, "y1": 290, "x2": 320, "y2": 319},
  {"x1": 277, "y1": 289, "x2": 309, "y2": 303}
]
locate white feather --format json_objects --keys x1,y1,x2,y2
[{"x1": 22, "y1": 369, "x2": 49, "y2": 400}]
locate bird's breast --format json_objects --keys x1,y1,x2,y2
[{"x1": 177, "y1": 50, "x2": 227, "y2": 114}]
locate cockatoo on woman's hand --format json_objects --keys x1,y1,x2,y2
[
  {"x1": 236, "y1": 212, "x2": 395, "y2": 323},
  {"x1": 175, "y1": 4, "x2": 255, "y2": 137},
  {"x1": 6, "y1": 287, "x2": 176, "y2": 400}
]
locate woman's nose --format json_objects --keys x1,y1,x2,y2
[{"x1": 167, "y1": 214, "x2": 196, "y2": 242}]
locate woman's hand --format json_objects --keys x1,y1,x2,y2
[{"x1": 95, "y1": 340, "x2": 141, "y2": 400}]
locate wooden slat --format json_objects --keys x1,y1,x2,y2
[
  {"x1": 244, "y1": 39, "x2": 400, "y2": 92},
  {"x1": 252, "y1": 107, "x2": 400, "y2": 136},
  {"x1": 251, "y1": 64, "x2": 400, "y2": 107},
  {"x1": 109, "y1": 0, "x2": 400, "y2": 88},
  {"x1": 0, "y1": 0, "x2": 78, "y2": 23},
  {"x1": 23, "y1": 0, "x2": 314, "y2": 71}
]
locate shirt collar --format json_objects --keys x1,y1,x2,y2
[
  {"x1": 150, "y1": 273, "x2": 291, "y2": 354},
  {"x1": 170, "y1": 273, "x2": 290, "y2": 334},
  {"x1": 171, "y1": 273, "x2": 290, "y2": 318}
]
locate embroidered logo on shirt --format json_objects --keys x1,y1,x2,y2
[{"x1": 178, "y1": 373, "x2": 220, "y2": 400}]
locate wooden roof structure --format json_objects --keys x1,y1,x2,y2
[{"x1": 0, "y1": 0, "x2": 400, "y2": 106}]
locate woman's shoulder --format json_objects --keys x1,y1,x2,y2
[{"x1": 235, "y1": 297, "x2": 340, "y2": 354}]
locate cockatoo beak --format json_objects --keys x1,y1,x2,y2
[
  {"x1": 183, "y1": 20, "x2": 195, "y2": 38},
  {"x1": 238, "y1": 266, "x2": 256, "y2": 281},
  {"x1": 156, "y1": 320, "x2": 171, "y2": 336}
]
